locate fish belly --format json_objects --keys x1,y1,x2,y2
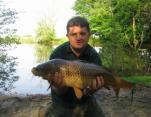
[{"x1": 63, "y1": 75, "x2": 93, "y2": 89}]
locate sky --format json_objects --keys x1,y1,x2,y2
[{"x1": 5, "y1": 0, "x2": 76, "y2": 37}]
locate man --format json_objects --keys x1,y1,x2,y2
[{"x1": 46, "y1": 16, "x2": 105, "y2": 117}]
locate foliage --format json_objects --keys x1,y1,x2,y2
[
  {"x1": 0, "y1": 0, "x2": 19, "y2": 93},
  {"x1": 88, "y1": 36, "x2": 101, "y2": 46},
  {"x1": 100, "y1": 43, "x2": 148, "y2": 75},
  {"x1": 34, "y1": 44, "x2": 53, "y2": 63},
  {"x1": 35, "y1": 19, "x2": 56, "y2": 45},
  {"x1": 0, "y1": 0, "x2": 19, "y2": 45},
  {"x1": 0, "y1": 35, "x2": 20, "y2": 46},
  {"x1": 73, "y1": 0, "x2": 151, "y2": 49},
  {"x1": 19, "y1": 35, "x2": 34, "y2": 44},
  {"x1": 123, "y1": 76, "x2": 151, "y2": 86},
  {"x1": 0, "y1": 1, "x2": 17, "y2": 36},
  {"x1": 53, "y1": 37, "x2": 68, "y2": 45},
  {"x1": 0, "y1": 51, "x2": 19, "y2": 93},
  {"x1": 73, "y1": 0, "x2": 151, "y2": 75}
]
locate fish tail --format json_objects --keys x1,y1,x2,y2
[
  {"x1": 116, "y1": 89, "x2": 120, "y2": 99},
  {"x1": 130, "y1": 88, "x2": 135, "y2": 105},
  {"x1": 113, "y1": 87, "x2": 120, "y2": 99}
]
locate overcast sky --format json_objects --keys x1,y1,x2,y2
[{"x1": 5, "y1": 0, "x2": 76, "y2": 37}]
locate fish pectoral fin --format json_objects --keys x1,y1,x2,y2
[{"x1": 73, "y1": 87, "x2": 83, "y2": 100}]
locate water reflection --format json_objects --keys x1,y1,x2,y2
[
  {"x1": 0, "y1": 49, "x2": 19, "y2": 94},
  {"x1": 34, "y1": 44, "x2": 53, "y2": 63},
  {"x1": 3, "y1": 44, "x2": 54, "y2": 95}
]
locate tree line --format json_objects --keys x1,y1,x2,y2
[
  {"x1": 0, "y1": 0, "x2": 19, "y2": 93},
  {"x1": 73, "y1": 0, "x2": 151, "y2": 75},
  {"x1": 0, "y1": 0, "x2": 151, "y2": 89}
]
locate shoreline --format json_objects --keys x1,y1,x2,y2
[{"x1": 0, "y1": 86, "x2": 151, "y2": 117}]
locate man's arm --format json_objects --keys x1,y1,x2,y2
[
  {"x1": 83, "y1": 76, "x2": 104, "y2": 96},
  {"x1": 49, "y1": 45, "x2": 104, "y2": 97},
  {"x1": 49, "y1": 72, "x2": 68, "y2": 95},
  {"x1": 84, "y1": 47, "x2": 104, "y2": 95},
  {"x1": 50, "y1": 72, "x2": 104, "y2": 96}
]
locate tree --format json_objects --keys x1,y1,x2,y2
[
  {"x1": 73, "y1": 0, "x2": 151, "y2": 75},
  {"x1": 0, "y1": 53, "x2": 18, "y2": 93},
  {"x1": 0, "y1": 1, "x2": 17, "y2": 34},
  {"x1": 73, "y1": 0, "x2": 151, "y2": 49},
  {"x1": 0, "y1": 0, "x2": 18, "y2": 45},
  {"x1": 35, "y1": 18, "x2": 56, "y2": 44},
  {"x1": 0, "y1": 0, "x2": 19, "y2": 93}
]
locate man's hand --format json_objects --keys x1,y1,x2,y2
[
  {"x1": 52, "y1": 72, "x2": 64, "y2": 88},
  {"x1": 49, "y1": 72, "x2": 68, "y2": 95},
  {"x1": 83, "y1": 76, "x2": 104, "y2": 96}
]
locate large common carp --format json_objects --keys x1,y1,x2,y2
[{"x1": 31, "y1": 59, "x2": 134, "y2": 99}]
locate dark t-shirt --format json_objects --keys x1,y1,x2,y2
[{"x1": 49, "y1": 41, "x2": 102, "y2": 104}]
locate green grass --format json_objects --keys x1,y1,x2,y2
[{"x1": 123, "y1": 76, "x2": 151, "y2": 86}]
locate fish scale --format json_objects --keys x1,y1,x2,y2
[
  {"x1": 60, "y1": 63, "x2": 88, "y2": 88},
  {"x1": 31, "y1": 59, "x2": 135, "y2": 100},
  {"x1": 63, "y1": 62, "x2": 93, "y2": 88}
]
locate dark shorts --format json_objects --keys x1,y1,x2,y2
[{"x1": 45, "y1": 96, "x2": 105, "y2": 117}]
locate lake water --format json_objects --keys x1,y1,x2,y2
[
  {"x1": 1, "y1": 44, "x2": 101, "y2": 96},
  {"x1": 4, "y1": 44, "x2": 53, "y2": 95}
]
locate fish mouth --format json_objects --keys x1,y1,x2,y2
[
  {"x1": 31, "y1": 67, "x2": 39, "y2": 76},
  {"x1": 31, "y1": 67, "x2": 46, "y2": 77}
]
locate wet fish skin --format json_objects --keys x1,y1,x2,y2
[
  {"x1": 31, "y1": 59, "x2": 116, "y2": 99},
  {"x1": 32, "y1": 59, "x2": 115, "y2": 85}
]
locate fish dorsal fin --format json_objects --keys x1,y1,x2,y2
[
  {"x1": 73, "y1": 60, "x2": 89, "y2": 64},
  {"x1": 73, "y1": 87, "x2": 83, "y2": 100}
]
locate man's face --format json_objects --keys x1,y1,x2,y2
[{"x1": 66, "y1": 26, "x2": 90, "y2": 49}]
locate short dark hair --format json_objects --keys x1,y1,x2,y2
[{"x1": 66, "y1": 16, "x2": 90, "y2": 33}]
